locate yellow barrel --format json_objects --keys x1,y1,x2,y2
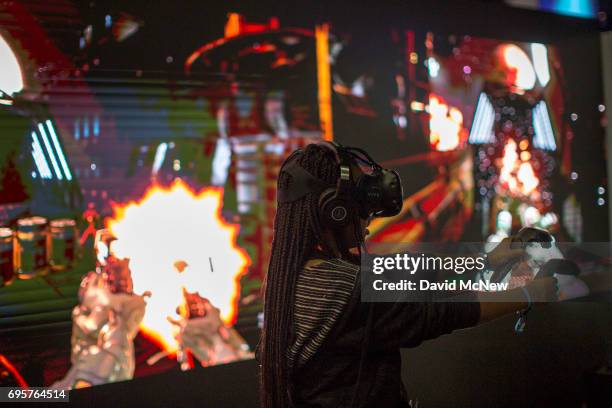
[
  {"x1": 16, "y1": 216, "x2": 50, "y2": 278},
  {"x1": 50, "y1": 219, "x2": 78, "y2": 270},
  {"x1": 0, "y1": 227, "x2": 15, "y2": 286}
]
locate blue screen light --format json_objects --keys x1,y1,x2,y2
[
  {"x1": 545, "y1": 0, "x2": 597, "y2": 18},
  {"x1": 506, "y1": 0, "x2": 597, "y2": 19}
]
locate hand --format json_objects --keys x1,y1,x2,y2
[
  {"x1": 525, "y1": 276, "x2": 559, "y2": 303},
  {"x1": 487, "y1": 237, "x2": 525, "y2": 269},
  {"x1": 556, "y1": 275, "x2": 590, "y2": 301}
]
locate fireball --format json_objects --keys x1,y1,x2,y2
[
  {"x1": 499, "y1": 138, "x2": 539, "y2": 196},
  {"x1": 107, "y1": 179, "x2": 250, "y2": 352},
  {"x1": 428, "y1": 94, "x2": 464, "y2": 152}
]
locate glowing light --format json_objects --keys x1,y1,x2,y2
[
  {"x1": 211, "y1": 138, "x2": 232, "y2": 186},
  {"x1": 427, "y1": 57, "x2": 440, "y2": 78},
  {"x1": 83, "y1": 117, "x2": 89, "y2": 138},
  {"x1": 540, "y1": 212, "x2": 558, "y2": 228},
  {"x1": 520, "y1": 151, "x2": 531, "y2": 161},
  {"x1": 521, "y1": 205, "x2": 541, "y2": 227},
  {"x1": 501, "y1": 139, "x2": 519, "y2": 172},
  {"x1": 397, "y1": 116, "x2": 407, "y2": 128},
  {"x1": 225, "y1": 13, "x2": 242, "y2": 38},
  {"x1": 468, "y1": 93, "x2": 495, "y2": 144},
  {"x1": 351, "y1": 78, "x2": 365, "y2": 97},
  {"x1": 499, "y1": 138, "x2": 539, "y2": 196},
  {"x1": 428, "y1": 94, "x2": 464, "y2": 151},
  {"x1": 410, "y1": 101, "x2": 425, "y2": 111},
  {"x1": 531, "y1": 43, "x2": 550, "y2": 87},
  {"x1": 532, "y1": 100, "x2": 557, "y2": 151},
  {"x1": 549, "y1": 0, "x2": 596, "y2": 18},
  {"x1": 0, "y1": 34, "x2": 23, "y2": 96},
  {"x1": 112, "y1": 14, "x2": 141, "y2": 42},
  {"x1": 409, "y1": 52, "x2": 418, "y2": 64},
  {"x1": 316, "y1": 23, "x2": 333, "y2": 141},
  {"x1": 37, "y1": 123, "x2": 63, "y2": 180},
  {"x1": 93, "y1": 116, "x2": 100, "y2": 136},
  {"x1": 497, "y1": 210, "x2": 513, "y2": 232},
  {"x1": 31, "y1": 132, "x2": 52, "y2": 179},
  {"x1": 517, "y1": 162, "x2": 538, "y2": 194},
  {"x1": 501, "y1": 44, "x2": 536, "y2": 91},
  {"x1": 151, "y1": 142, "x2": 168, "y2": 176},
  {"x1": 107, "y1": 180, "x2": 250, "y2": 353},
  {"x1": 45, "y1": 120, "x2": 73, "y2": 181}
]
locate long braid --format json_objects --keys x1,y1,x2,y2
[{"x1": 260, "y1": 144, "x2": 348, "y2": 408}]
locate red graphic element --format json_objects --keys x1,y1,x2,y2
[
  {"x1": 0, "y1": 354, "x2": 28, "y2": 388},
  {"x1": 80, "y1": 202, "x2": 99, "y2": 245}
]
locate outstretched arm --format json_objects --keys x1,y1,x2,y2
[{"x1": 476, "y1": 276, "x2": 558, "y2": 323}]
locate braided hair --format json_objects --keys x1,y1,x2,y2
[{"x1": 259, "y1": 143, "x2": 362, "y2": 407}]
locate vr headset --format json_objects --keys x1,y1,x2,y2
[{"x1": 277, "y1": 141, "x2": 403, "y2": 228}]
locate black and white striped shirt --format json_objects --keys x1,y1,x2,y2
[
  {"x1": 287, "y1": 258, "x2": 359, "y2": 368},
  {"x1": 286, "y1": 257, "x2": 481, "y2": 406}
]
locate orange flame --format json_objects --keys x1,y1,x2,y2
[
  {"x1": 106, "y1": 179, "x2": 250, "y2": 353},
  {"x1": 499, "y1": 138, "x2": 539, "y2": 196},
  {"x1": 428, "y1": 94, "x2": 464, "y2": 151}
]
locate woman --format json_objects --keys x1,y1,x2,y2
[{"x1": 259, "y1": 142, "x2": 557, "y2": 407}]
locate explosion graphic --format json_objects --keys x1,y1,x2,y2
[{"x1": 107, "y1": 179, "x2": 250, "y2": 352}]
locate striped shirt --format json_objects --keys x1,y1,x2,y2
[
  {"x1": 287, "y1": 258, "x2": 359, "y2": 369},
  {"x1": 287, "y1": 258, "x2": 481, "y2": 406}
]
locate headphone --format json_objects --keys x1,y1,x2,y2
[
  {"x1": 317, "y1": 142, "x2": 356, "y2": 227},
  {"x1": 277, "y1": 141, "x2": 403, "y2": 228}
]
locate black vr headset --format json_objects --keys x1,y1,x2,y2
[{"x1": 277, "y1": 141, "x2": 403, "y2": 228}]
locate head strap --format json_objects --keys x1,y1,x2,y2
[{"x1": 277, "y1": 154, "x2": 332, "y2": 203}]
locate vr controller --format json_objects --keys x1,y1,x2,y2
[
  {"x1": 509, "y1": 227, "x2": 553, "y2": 250},
  {"x1": 490, "y1": 227, "x2": 580, "y2": 284}
]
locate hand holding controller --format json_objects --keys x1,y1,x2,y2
[{"x1": 537, "y1": 259, "x2": 590, "y2": 300}]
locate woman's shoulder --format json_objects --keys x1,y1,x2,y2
[
  {"x1": 303, "y1": 257, "x2": 360, "y2": 273},
  {"x1": 290, "y1": 257, "x2": 360, "y2": 368}
]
